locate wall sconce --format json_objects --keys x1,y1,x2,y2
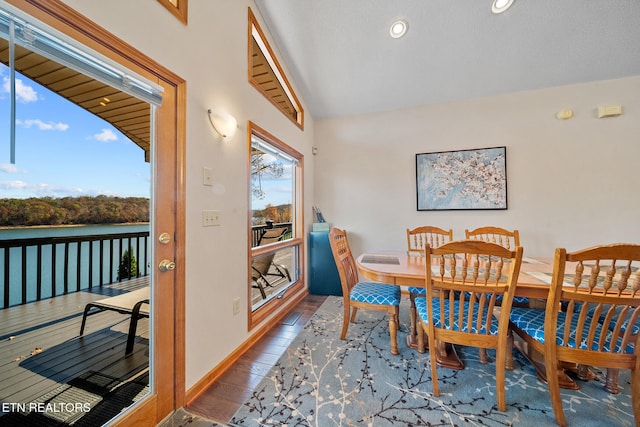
[
  {"x1": 207, "y1": 109, "x2": 238, "y2": 139},
  {"x1": 492, "y1": 0, "x2": 515, "y2": 14}
]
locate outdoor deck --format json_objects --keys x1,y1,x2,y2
[{"x1": 0, "y1": 277, "x2": 150, "y2": 425}]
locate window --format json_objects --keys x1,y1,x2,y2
[
  {"x1": 248, "y1": 122, "x2": 304, "y2": 327},
  {"x1": 157, "y1": 0, "x2": 188, "y2": 25},
  {"x1": 248, "y1": 8, "x2": 304, "y2": 129}
]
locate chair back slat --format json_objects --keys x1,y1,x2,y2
[
  {"x1": 465, "y1": 226, "x2": 520, "y2": 251},
  {"x1": 407, "y1": 226, "x2": 453, "y2": 254}
]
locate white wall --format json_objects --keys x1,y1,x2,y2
[
  {"x1": 58, "y1": 0, "x2": 315, "y2": 389},
  {"x1": 314, "y1": 77, "x2": 640, "y2": 259}
]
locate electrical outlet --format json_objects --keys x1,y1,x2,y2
[
  {"x1": 202, "y1": 210, "x2": 221, "y2": 227},
  {"x1": 233, "y1": 298, "x2": 240, "y2": 315}
]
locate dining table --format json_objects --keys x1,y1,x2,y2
[{"x1": 355, "y1": 250, "x2": 610, "y2": 392}]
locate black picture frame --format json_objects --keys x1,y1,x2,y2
[{"x1": 416, "y1": 146, "x2": 507, "y2": 211}]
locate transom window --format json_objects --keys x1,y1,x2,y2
[{"x1": 248, "y1": 8, "x2": 304, "y2": 129}]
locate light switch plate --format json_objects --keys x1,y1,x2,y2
[{"x1": 203, "y1": 167, "x2": 213, "y2": 186}]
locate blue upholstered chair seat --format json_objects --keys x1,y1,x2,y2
[
  {"x1": 510, "y1": 307, "x2": 634, "y2": 353},
  {"x1": 351, "y1": 282, "x2": 401, "y2": 306},
  {"x1": 410, "y1": 286, "x2": 528, "y2": 305},
  {"x1": 408, "y1": 286, "x2": 425, "y2": 295},
  {"x1": 415, "y1": 297, "x2": 499, "y2": 334}
]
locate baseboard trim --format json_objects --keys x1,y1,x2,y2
[{"x1": 184, "y1": 288, "x2": 309, "y2": 404}]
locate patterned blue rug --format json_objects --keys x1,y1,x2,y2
[{"x1": 230, "y1": 296, "x2": 635, "y2": 426}]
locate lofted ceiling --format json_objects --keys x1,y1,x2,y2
[
  {"x1": 0, "y1": 39, "x2": 151, "y2": 161},
  {"x1": 254, "y1": 0, "x2": 640, "y2": 120}
]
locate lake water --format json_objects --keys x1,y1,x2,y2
[
  {"x1": 0, "y1": 223, "x2": 150, "y2": 307},
  {"x1": 0, "y1": 223, "x2": 149, "y2": 239}
]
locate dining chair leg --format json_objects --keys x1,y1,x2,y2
[
  {"x1": 409, "y1": 293, "x2": 418, "y2": 345},
  {"x1": 479, "y1": 348, "x2": 489, "y2": 364},
  {"x1": 427, "y1": 332, "x2": 440, "y2": 397},
  {"x1": 604, "y1": 368, "x2": 620, "y2": 394},
  {"x1": 506, "y1": 332, "x2": 514, "y2": 371},
  {"x1": 340, "y1": 304, "x2": 350, "y2": 340},
  {"x1": 388, "y1": 306, "x2": 399, "y2": 355},
  {"x1": 495, "y1": 346, "x2": 507, "y2": 412},
  {"x1": 417, "y1": 321, "x2": 426, "y2": 354},
  {"x1": 350, "y1": 307, "x2": 358, "y2": 323},
  {"x1": 545, "y1": 352, "x2": 567, "y2": 427},
  {"x1": 631, "y1": 366, "x2": 640, "y2": 426}
]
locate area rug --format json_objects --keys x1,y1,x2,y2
[{"x1": 229, "y1": 297, "x2": 635, "y2": 426}]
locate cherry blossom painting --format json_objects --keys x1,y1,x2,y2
[{"x1": 416, "y1": 146, "x2": 507, "y2": 210}]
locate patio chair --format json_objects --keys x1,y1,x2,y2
[
  {"x1": 509, "y1": 244, "x2": 640, "y2": 426},
  {"x1": 251, "y1": 227, "x2": 291, "y2": 299},
  {"x1": 329, "y1": 227, "x2": 401, "y2": 355},
  {"x1": 79, "y1": 287, "x2": 150, "y2": 355},
  {"x1": 416, "y1": 240, "x2": 523, "y2": 411}
]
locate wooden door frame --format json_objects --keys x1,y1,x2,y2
[{"x1": 7, "y1": 1, "x2": 187, "y2": 424}]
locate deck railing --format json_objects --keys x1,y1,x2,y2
[
  {"x1": 251, "y1": 221, "x2": 293, "y2": 247},
  {"x1": 0, "y1": 231, "x2": 150, "y2": 308}
]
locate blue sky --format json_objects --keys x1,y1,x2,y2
[
  {"x1": 251, "y1": 151, "x2": 294, "y2": 211},
  {"x1": 0, "y1": 64, "x2": 151, "y2": 199}
]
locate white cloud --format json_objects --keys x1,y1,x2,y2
[
  {"x1": 0, "y1": 179, "x2": 128, "y2": 198},
  {"x1": 17, "y1": 119, "x2": 69, "y2": 131},
  {"x1": 0, "y1": 164, "x2": 23, "y2": 174},
  {"x1": 2, "y1": 77, "x2": 39, "y2": 103},
  {"x1": 0, "y1": 180, "x2": 29, "y2": 190},
  {"x1": 93, "y1": 129, "x2": 118, "y2": 142}
]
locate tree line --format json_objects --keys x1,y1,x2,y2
[
  {"x1": 0, "y1": 196, "x2": 150, "y2": 227},
  {"x1": 252, "y1": 203, "x2": 292, "y2": 225}
]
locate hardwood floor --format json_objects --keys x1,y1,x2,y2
[{"x1": 186, "y1": 294, "x2": 328, "y2": 424}]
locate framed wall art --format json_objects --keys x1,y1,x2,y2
[{"x1": 416, "y1": 146, "x2": 507, "y2": 211}]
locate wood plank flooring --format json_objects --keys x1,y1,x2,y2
[{"x1": 186, "y1": 294, "x2": 327, "y2": 424}]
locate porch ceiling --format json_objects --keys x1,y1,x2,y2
[{"x1": 0, "y1": 38, "x2": 150, "y2": 162}]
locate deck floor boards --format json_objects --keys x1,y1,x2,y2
[{"x1": 0, "y1": 277, "x2": 150, "y2": 423}]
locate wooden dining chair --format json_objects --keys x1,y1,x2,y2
[
  {"x1": 407, "y1": 226, "x2": 453, "y2": 255},
  {"x1": 466, "y1": 226, "x2": 526, "y2": 363},
  {"x1": 465, "y1": 226, "x2": 520, "y2": 250},
  {"x1": 328, "y1": 227, "x2": 401, "y2": 355},
  {"x1": 509, "y1": 244, "x2": 640, "y2": 426},
  {"x1": 416, "y1": 240, "x2": 523, "y2": 411},
  {"x1": 406, "y1": 226, "x2": 454, "y2": 348}
]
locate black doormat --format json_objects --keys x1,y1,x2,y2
[{"x1": 0, "y1": 370, "x2": 149, "y2": 426}]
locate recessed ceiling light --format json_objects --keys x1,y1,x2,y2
[
  {"x1": 389, "y1": 20, "x2": 408, "y2": 39},
  {"x1": 492, "y1": 0, "x2": 514, "y2": 14}
]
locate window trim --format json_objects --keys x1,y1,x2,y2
[
  {"x1": 157, "y1": 0, "x2": 188, "y2": 25},
  {"x1": 247, "y1": 121, "x2": 304, "y2": 330}
]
